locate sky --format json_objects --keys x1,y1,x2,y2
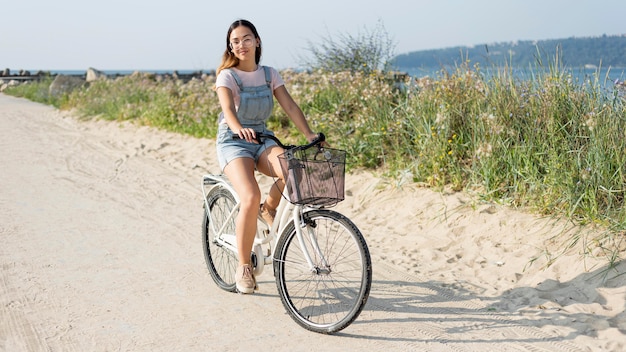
[{"x1": 3, "y1": 0, "x2": 625, "y2": 72}]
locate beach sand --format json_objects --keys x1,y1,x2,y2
[{"x1": 1, "y1": 93, "x2": 625, "y2": 351}]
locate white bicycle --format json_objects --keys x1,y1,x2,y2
[{"x1": 201, "y1": 133, "x2": 372, "y2": 334}]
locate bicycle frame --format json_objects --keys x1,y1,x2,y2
[{"x1": 201, "y1": 174, "x2": 327, "y2": 276}]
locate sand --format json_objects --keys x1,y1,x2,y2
[{"x1": 1, "y1": 93, "x2": 625, "y2": 351}]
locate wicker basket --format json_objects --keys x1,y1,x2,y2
[{"x1": 278, "y1": 147, "x2": 346, "y2": 206}]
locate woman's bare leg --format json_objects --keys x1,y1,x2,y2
[
  {"x1": 223, "y1": 157, "x2": 260, "y2": 265},
  {"x1": 257, "y1": 146, "x2": 285, "y2": 210}
]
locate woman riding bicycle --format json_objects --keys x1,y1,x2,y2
[{"x1": 214, "y1": 19, "x2": 319, "y2": 294}]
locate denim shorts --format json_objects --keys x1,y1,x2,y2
[{"x1": 216, "y1": 124, "x2": 278, "y2": 171}]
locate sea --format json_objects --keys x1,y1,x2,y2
[{"x1": 402, "y1": 66, "x2": 626, "y2": 86}]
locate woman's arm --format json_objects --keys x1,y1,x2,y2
[
  {"x1": 273, "y1": 85, "x2": 318, "y2": 142},
  {"x1": 216, "y1": 86, "x2": 256, "y2": 142}
]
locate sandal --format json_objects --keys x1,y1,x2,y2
[{"x1": 260, "y1": 202, "x2": 276, "y2": 227}]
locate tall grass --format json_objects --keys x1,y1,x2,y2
[
  {"x1": 5, "y1": 59, "x2": 626, "y2": 262},
  {"x1": 4, "y1": 76, "x2": 56, "y2": 105},
  {"x1": 66, "y1": 73, "x2": 220, "y2": 137}
]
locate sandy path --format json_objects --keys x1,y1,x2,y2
[{"x1": 1, "y1": 94, "x2": 624, "y2": 351}]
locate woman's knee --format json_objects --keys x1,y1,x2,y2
[{"x1": 239, "y1": 189, "x2": 261, "y2": 210}]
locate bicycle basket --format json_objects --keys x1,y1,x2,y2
[{"x1": 278, "y1": 147, "x2": 346, "y2": 206}]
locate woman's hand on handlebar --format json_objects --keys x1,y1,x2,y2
[
  {"x1": 307, "y1": 132, "x2": 329, "y2": 148},
  {"x1": 305, "y1": 132, "x2": 319, "y2": 143},
  {"x1": 237, "y1": 127, "x2": 257, "y2": 143}
]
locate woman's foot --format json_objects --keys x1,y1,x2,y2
[
  {"x1": 260, "y1": 202, "x2": 276, "y2": 227},
  {"x1": 235, "y1": 264, "x2": 257, "y2": 294}
]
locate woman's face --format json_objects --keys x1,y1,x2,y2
[{"x1": 229, "y1": 26, "x2": 258, "y2": 62}]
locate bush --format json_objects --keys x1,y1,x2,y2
[
  {"x1": 3, "y1": 77, "x2": 57, "y2": 106},
  {"x1": 301, "y1": 20, "x2": 396, "y2": 74}
]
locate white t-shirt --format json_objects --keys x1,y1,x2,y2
[{"x1": 215, "y1": 66, "x2": 285, "y2": 124}]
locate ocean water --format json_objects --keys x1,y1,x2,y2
[{"x1": 403, "y1": 66, "x2": 626, "y2": 85}]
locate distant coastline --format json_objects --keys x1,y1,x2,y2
[
  {"x1": 0, "y1": 68, "x2": 215, "y2": 84},
  {"x1": 0, "y1": 68, "x2": 215, "y2": 92},
  {"x1": 1, "y1": 68, "x2": 214, "y2": 76},
  {"x1": 393, "y1": 34, "x2": 626, "y2": 76},
  {"x1": 47, "y1": 69, "x2": 214, "y2": 76}
]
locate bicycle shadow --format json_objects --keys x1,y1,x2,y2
[{"x1": 337, "y1": 259, "x2": 626, "y2": 347}]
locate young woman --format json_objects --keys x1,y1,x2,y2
[{"x1": 214, "y1": 19, "x2": 319, "y2": 294}]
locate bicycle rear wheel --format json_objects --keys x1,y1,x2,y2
[
  {"x1": 274, "y1": 209, "x2": 372, "y2": 334},
  {"x1": 202, "y1": 186, "x2": 238, "y2": 292}
]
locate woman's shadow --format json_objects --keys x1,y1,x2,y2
[{"x1": 338, "y1": 259, "x2": 626, "y2": 348}]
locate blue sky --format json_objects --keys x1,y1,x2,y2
[{"x1": 3, "y1": 0, "x2": 625, "y2": 71}]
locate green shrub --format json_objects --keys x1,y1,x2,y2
[
  {"x1": 3, "y1": 77, "x2": 57, "y2": 105},
  {"x1": 301, "y1": 20, "x2": 396, "y2": 74},
  {"x1": 64, "y1": 73, "x2": 220, "y2": 138}
]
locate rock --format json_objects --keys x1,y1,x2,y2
[
  {"x1": 86, "y1": 67, "x2": 107, "y2": 82},
  {"x1": 0, "y1": 80, "x2": 20, "y2": 92},
  {"x1": 48, "y1": 75, "x2": 85, "y2": 98}
]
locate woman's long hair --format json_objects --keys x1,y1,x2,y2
[{"x1": 216, "y1": 19, "x2": 262, "y2": 75}]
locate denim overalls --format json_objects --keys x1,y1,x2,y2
[{"x1": 216, "y1": 66, "x2": 277, "y2": 169}]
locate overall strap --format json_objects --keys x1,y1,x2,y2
[
  {"x1": 224, "y1": 69, "x2": 244, "y2": 90},
  {"x1": 262, "y1": 66, "x2": 272, "y2": 88}
]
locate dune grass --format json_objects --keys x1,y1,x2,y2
[{"x1": 5, "y1": 61, "x2": 626, "y2": 265}]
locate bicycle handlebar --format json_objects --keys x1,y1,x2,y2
[{"x1": 232, "y1": 132, "x2": 326, "y2": 151}]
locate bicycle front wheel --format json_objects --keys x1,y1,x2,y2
[
  {"x1": 202, "y1": 186, "x2": 238, "y2": 292},
  {"x1": 274, "y1": 209, "x2": 372, "y2": 334}
]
